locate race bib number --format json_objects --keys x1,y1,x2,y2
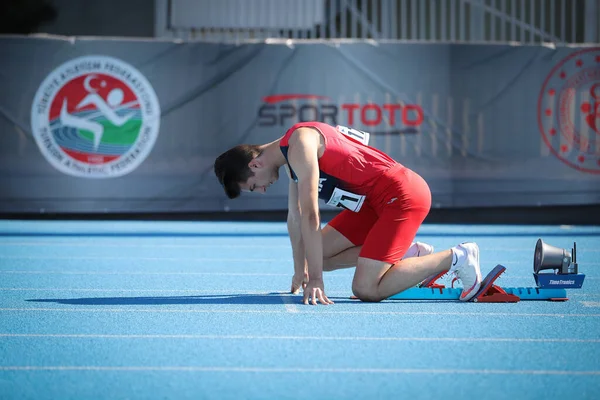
[
  {"x1": 326, "y1": 187, "x2": 366, "y2": 212},
  {"x1": 336, "y1": 125, "x2": 370, "y2": 145}
]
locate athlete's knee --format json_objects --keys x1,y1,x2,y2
[{"x1": 351, "y1": 281, "x2": 384, "y2": 302}]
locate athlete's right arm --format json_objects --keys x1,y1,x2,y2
[{"x1": 286, "y1": 167, "x2": 308, "y2": 294}]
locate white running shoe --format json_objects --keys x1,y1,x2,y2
[
  {"x1": 451, "y1": 242, "x2": 483, "y2": 302},
  {"x1": 403, "y1": 242, "x2": 434, "y2": 259}
]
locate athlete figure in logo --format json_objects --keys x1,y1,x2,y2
[
  {"x1": 60, "y1": 74, "x2": 136, "y2": 150},
  {"x1": 214, "y1": 122, "x2": 482, "y2": 305}
]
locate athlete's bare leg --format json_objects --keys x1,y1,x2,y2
[
  {"x1": 351, "y1": 251, "x2": 453, "y2": 302},
  {"x1": 321, "y1": 224, "x2": 359, "y2": 271},
  {"x1": 321, "y1": 225, "x2": 431, "y2": 271},
  {"x1": 323, "y1": 246, "x2": 362, "y2": 271}
]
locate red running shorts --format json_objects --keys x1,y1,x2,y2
[{"x1": 326, "y1": 165, "x2": 432, "y2": 264}]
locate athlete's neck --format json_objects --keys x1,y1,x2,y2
[{"x1": 258, "y1": 139, "x2": 287, "y2": 169}]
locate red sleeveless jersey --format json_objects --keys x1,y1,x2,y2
[{"x1": 280, "y1": 122, "x2": 403, "y2": 212}]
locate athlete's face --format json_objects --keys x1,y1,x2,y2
[{"x1": 240, "y1": 157, "x2": 279, "y2": 194}]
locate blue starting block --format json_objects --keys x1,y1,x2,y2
[{"x1": 388, "y1": 264, "x2": 585, "y2": 303}]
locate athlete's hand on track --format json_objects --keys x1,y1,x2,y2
[
  {"x1": 291, "y1": 271, "x2": 309, "y2": 294},
  {"x1": 303, "y1": 279, "x2": 334, "y2": 305}
]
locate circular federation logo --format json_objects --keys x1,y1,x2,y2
[
  {"x1": 31, "y1": 55, "x2": 161, "y2": 178},
  {"x1": 538, "y1": 48, "x2": 600, "y2": 174}
]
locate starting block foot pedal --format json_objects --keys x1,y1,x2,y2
[
  {"x1": 471, "y1": 264, "x2": 520, "y2": 303},
  {"x1": 419, "y1": 270, "x2": 448, "y2": 289}
]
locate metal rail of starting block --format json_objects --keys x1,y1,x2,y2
[{"x1": 388, "y1": 264, "x2": 585, "y2": 303}]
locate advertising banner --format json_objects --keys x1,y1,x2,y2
[{"x1": 0, "y1": 36, "x2": 598, "y2": 213}]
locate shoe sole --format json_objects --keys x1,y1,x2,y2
[{"x1": 459, "y1": 244, "x2": 482, "y2": 302}]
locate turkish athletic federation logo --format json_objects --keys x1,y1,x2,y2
[
  {"x1": 538, "y1": 48, "x2": 600, "y2": 174},
  {"x1": 31, "y1": 56, "x2": 161, "y2": 178}
]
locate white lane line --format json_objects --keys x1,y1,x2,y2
[
  {"x1": 580, "y1": 301, "x2": 600, "y2": 307},
  {"x1": 0, "y1": 256, "x2": 291, "y2": 261},
  {"x1": 3, "y1": 255, "x2": 596, "y2": 266},
  {"x1": 1, "y1": 242, "x2": 599, "y2": 252},
  {"x1": 1, "y1": 308, "x2": 599, "y2": 317},
  {"x1": 0, "y1": 243, "x2": 289, "y2": 248},
  {"x1": 1, "y1": 334, "x2": 600, "y2": 343},
  {"x1": 0, "y1": 288, "x2": 350, "y2": 297},
  {"x1": 280, "y1": 295, "x2": 300, "y2": 313},
  {"x1": 0, "y1": 288, "x2": 292, "y2": 293},
  {"x1": 7, "y1": 270, "x2": 599, "y2": 280},
  {"x1": 0, "y1": 271, "x2": 291, "y2": 276},
  {"x1": 0, "y1": 366, "x2": 599, "y2": 375}
]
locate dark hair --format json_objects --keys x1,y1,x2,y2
[{"x1": 214, "y1": 144, "x2": 261, "y2": 199}]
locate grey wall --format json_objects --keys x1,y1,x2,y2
[{"x1": 0, "y1": 36, "x2": 598, "y2": 213}]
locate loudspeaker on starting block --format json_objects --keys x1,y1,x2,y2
[
  {"x1": 533, "y1": 239, "x2": 585, "y2": 289},
  {"x1": 534, "y1": 239, "x2": 577, "y2": 274}
]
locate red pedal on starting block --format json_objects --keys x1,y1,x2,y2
[
  {"x1": 422, "y1": 265, "x2": 520, "y2": 303},
  {"x1": 418, "y1": 270, "x2": 447, "y2": 289},
  {"x1": 470, "y1": 265, "x2": 520, "y2": 303}
]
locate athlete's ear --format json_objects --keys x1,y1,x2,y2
[{"x1": 248, "y1": 156, "x2": 263, "y2": 169}]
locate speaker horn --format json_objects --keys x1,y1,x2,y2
[{"x1": 534, "y1": 239, "x2": 577, "y2": 274}]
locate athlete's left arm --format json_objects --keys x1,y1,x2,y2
[
  {"x1": 287, "y1": 127, "x2": 333, "y2": 305},
  {"x1": 287, "y1": 167, "x2": 308, "y2": 294}
]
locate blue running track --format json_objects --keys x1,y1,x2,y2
[{"x1": 1, "y1": 220, "x2": 599, "y2": 400}]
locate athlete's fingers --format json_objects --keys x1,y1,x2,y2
[
  {"x1": 319, "y1": 292, "x2": 333, "y2": 305},
  {"x1": 291, "y1": 281, "x2": 301, "y2": 294},
  {"x1": 311, "y1": 288, "x2": 317, "y2": 306},
  {"x1": 317, "y1": 290, "x2": 329, "y2": 305},
  {"x1": 291, "y1": 275, "x2": 305, "y2": 294}
]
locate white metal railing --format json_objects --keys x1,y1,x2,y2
[{"x1": 156, "y1": 0, "x2": 599, "y2": 44}]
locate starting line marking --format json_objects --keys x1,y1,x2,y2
[{"x1": 280, "y1": 296, "x2": 300, "y2": 313}]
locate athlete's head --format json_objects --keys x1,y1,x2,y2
[{"x1": 214, "y1": 144, "x2": 279, "y2": 198}]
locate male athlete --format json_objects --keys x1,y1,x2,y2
[{"x1": 214, "y1": 122, "x2": 482, "y2": 305}]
